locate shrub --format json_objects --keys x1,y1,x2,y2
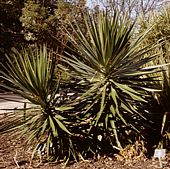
[
  {"x1": 62, "y1": 10, "x2": 163, "y2": 156},
  {"x1": 0, "y1": 45, "x2": 78, "y2": 162},
  {"x1": 138, "y1": 7, "x2": 170, "y2": 149}
]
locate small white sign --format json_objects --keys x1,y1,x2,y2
[{"x1": 154, "y1": 149, "x2": 166, "y2": 158}]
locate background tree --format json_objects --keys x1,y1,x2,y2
[
  {"x1": 0, "y1": 0, "x2": 25, "y2": 89},
  {"x1": 0, "y1": 0, "x2": 25, "y2": 62},
  {"x1": 94, "y1": 0, "x2": 170, "y2": 19},
  {"x1": 20, "y1": 0, "x2": 88, "y2": 51}
]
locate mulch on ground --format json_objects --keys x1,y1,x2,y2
[{"x1": 0, "y1": 114, "x2": 170, "y2": 169}]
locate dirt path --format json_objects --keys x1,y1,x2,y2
[{"x1": 0, "y1": 93, "x2": 33, "y2": 114}]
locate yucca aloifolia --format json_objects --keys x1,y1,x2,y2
[
  {"x1": 138, "y1": 7, "x2": 170, "y2": 148},
  {"x1": 153, "y1": 55, "x2": 170, "y2": 148},
  {"x1": 0, "y1": 45, "x2": 77, "y2": 162},
  {"x1": 63, "y1": 11, "x2": 162, "y2": 151}
]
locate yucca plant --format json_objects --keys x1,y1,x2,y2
[
  {"x1": 0, "y1": 45, "x2": 77, "y2": 162},
  {"x1": 153, "y1": 54, "x2": 170, "y2": 149},
  {"x1": 138, "y1": 7, "x2": 170, "y2": 149},
  {"x1": 62, "y1": 10, "x2": 163, "y2": 154}
]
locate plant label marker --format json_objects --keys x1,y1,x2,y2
[{"x1": 154, "y1": 149, "x2": 166, "y2": 168}]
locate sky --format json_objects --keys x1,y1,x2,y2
[{"x1": 86, "y1": 0, "x2": 99, "y2": 8}]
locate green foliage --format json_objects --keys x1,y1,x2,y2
[
  {"x1": 20, "y1": 0, "x2": 47, "y2": 41},
  {"x1": 20, "y1": 0, "x2": 87, "y2": 46},
  {"x1": 138, "y1": 6, "x2": 170, "y2": 56},
  {"x1": 0, "y1": 45, "x2": 77, "y2": 162},
  {"x1": 139, "y1": 6, "x2": 170, "y2": 42},
  {"x1": 63, "y1": 10, "x2": 162, "y2": 153},
  {"x1": 138, "y1": 6, "x2": 170, "y2": 149},
  {"x1": 0, "y1": 0, "x2": 24, "y2": 68},
  {"x1": 154, "y1": 56, "x2": 170, "y2": 149},
  {"x1": 1, "y1": 6, "x2": 169, "y2": 162}
]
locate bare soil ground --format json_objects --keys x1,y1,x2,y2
[{"x1": 0, "y1": 115, "x2": 170, "y2": 169}]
